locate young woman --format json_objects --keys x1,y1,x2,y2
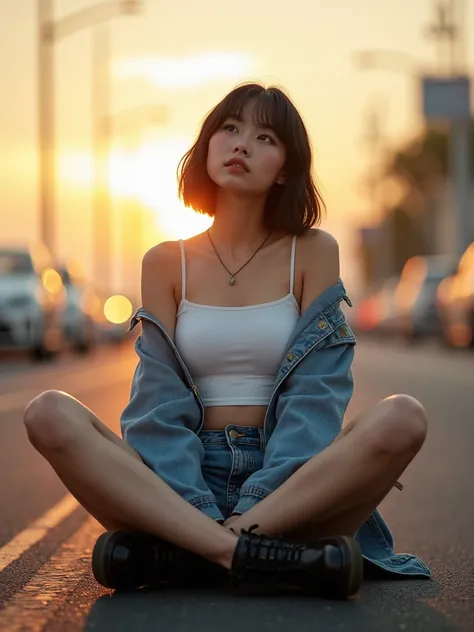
[{"x1": 23, "y1": 84, "x2": 431, "y2": 599}]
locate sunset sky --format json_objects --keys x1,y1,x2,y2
[{"x1": 1, "y1": 0, "x2": 472, "y2": 291}]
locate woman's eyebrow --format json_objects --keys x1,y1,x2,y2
[{"x1": 253, "y1": 121, "x2": 275, "y2": 132}]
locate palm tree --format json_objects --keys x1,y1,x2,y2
[
  {"x1": 383, "y1": 123, "x2": 473, "y2": 261},
  {"x1": 359, "y1": 123, "x2": 474, "y2": 286}
]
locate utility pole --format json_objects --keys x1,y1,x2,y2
[
  {"x1": 424, "y1": 0, "x2": 472, "y2": 256},
  {"x1": 359, "y1": 100, "x2": 392, "y2": 282},
  {"x1": 37, "y1": 0, "x2": 55, "y2": 255},
  {"x1": 453, "y1": 0, "x2": 468, "y2": 75},
  {"x1": 425, "y1": 0, "x2": 468, "y2": 75},
  {"x1": 425, "y1": 0, "x2": 457, "y2": 73},
  {"x1": 360, "y1": 101, "x2": 386, "y2": 216}
]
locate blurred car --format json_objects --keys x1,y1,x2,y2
[
  {"x1": 0, "y1": 243, "x2": 66, "y2": 360},
  {"x1": 436, "y1": 242, "x2": 474, "y2": 349},
  {"x1": 353, "y1": 276, "x2": 400, "y2": 336},
  {"x1": 394, "y1": 255, "x2": 457, "y2": 342},
  {"x1": 58, "y1": 260, "x2": 98, "y2": 354}
]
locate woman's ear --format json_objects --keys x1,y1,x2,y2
[{"x1": 275, "y1": 171, "x2": 285, "y2": 185}]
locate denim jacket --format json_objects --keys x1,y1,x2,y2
[{"x1": 121, "y1": 280, "x2": 430, "y2": 578}]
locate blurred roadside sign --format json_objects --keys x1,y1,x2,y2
[{"x1": 421, "y1": 76, "x2": 471, "y2": 123}]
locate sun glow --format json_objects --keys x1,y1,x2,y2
[
  {"x1": 109, "y1": 138, "x2": 213, "y2": 240},
  {"x1": 115, "y1": 52, "x2": 254, "y2": 89},
  {"x1": 58, "y1": 135, "x2": 213, "y2": 241}
]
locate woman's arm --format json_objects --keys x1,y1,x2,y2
[
  {"x1": 140, "y1": 241, "x2": 181, "y2": 339},
  {"x1": 299, "y1": 229, "x2": 340, "y2": 315},
  {"x1": 120, "y1": 242, "x2": 225, "y2": 522}
]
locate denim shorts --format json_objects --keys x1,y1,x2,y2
[{"x1": 198, "y1": 425, "x2": 266, "y2": 520}]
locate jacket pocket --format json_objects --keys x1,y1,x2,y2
[{"x1": 318, "y1": 315, "x2": 356, "y2": 350}]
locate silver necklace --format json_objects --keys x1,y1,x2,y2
[{"x1": 206, "y1": 229, "x2": 272, "y2": 285}]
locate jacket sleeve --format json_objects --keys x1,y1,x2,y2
[
  {"x1": 232, "y1": 334, "x2": 355, "y2": 515},
  {"x1": 120, "y1": 320, "x2": 224, "y2": 521}
]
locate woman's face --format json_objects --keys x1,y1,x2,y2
[{"x1": 206, "y1": 100, "x2": 286, "y2": 197}]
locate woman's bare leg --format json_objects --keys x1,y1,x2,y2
[
  {"x1": 227, "y1": 394, "x2": 427, "y2": 538},
  {"x1": 23, "y1": 390, "x2": 238, "y2": 568},
  {"x1": 291, "y1": 474, "x2": 402, "y2": 540},
  {"x1": 45, "y1": 403, "x2": 145, "y2": 532}
]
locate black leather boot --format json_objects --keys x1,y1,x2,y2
[
  {"x1": 92, "y1": 530, "x2": 227, "y2": 590},
  {"x1": 230, "y1": 525, "x2": 363, "y2": 598}
]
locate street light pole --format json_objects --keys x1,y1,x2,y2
[
  {"x1": 36, "y1": 0, "x2": 142, "y2": 261},
  {"x1": 37, "y1": 0, "x2": 55, "y2": 255},
  {"x1": 92, "y1": 26, "x2": 113, "y2": 293}
]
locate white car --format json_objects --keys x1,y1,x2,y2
[
  {"x1": 0, "y1": 244, "x2": 66, "y2": 360},
  {"x1": 58, "y1": 261, "x2": 97, "y2": 354}
]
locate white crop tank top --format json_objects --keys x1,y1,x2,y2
[{"x1": 174, "y1": 236, "x2": 300, "y2": 407}]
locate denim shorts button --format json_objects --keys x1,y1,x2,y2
[
  {"x1": 287, "y1": 352, "x2": 295, "y2": 361},
  {"x1": 229, "y1": 428, "x2": 241, "y2": 439},
  {"x1": 318, "y1": 321, "x2": 328, "y2": 330}
]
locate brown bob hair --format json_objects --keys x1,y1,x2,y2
[{"x1": 177, "y1": 83, "x2": 324, "y2": 235}]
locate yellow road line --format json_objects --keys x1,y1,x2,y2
[
  {"x1": 0, "y1": 517, "x2": 104, "y2": 632},
  {"x1": 0, "y1": 495, "x2": 79, "y2": 573}
]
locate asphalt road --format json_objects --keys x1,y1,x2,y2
[{"x1": 0, "y1": 337, "x2": 473, "y2": 632}]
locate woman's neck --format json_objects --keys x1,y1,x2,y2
[{"x1": 210, "y1": 190, "x2": 269, "y2": 254}]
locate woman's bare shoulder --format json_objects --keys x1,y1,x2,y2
[
  {"x1": 140, "y1": 240, "x2": 182, "y2": 337},
  {"x1": 299, "y1": 229, "x2": 340, "y2": 313},
  {"x1": 299, "y1": 228, "x2": 339, "y2": 263},
  {"x1": 142, "y1": 240, "x2": 181, "y2": 271}
]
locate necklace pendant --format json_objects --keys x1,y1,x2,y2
[{"x1": 228, "y1": 275, "x2": 236, "y2": 286}]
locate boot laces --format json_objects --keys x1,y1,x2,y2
[{"x1": 241, "y1": 524, "x2": 307, "y2": 569}]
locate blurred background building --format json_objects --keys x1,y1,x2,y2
[{"x1": 355, "y1": 0, "x2": 473, "y2": 290}]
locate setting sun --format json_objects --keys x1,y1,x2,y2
[
  {"x1": 109, "y1": 137, "x2": 213, "y2": 240},
  {"x1": 58, "y1": 137, "x2": 213, "y2": 242}
]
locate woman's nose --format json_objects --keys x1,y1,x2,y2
[{"x1": 232, "y1": 142, "x2": 249, "y2": 156}]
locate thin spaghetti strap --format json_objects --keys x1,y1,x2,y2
[
  {"x1": 179, "y1": 239, "x2": 186, "y2": 301},
  {"x1": 289, "y1": 235, "x2": 297, "y2": 294}
]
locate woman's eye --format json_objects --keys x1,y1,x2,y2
[
  {"x1": 258, "y1": 134, "x2": 275, "y2": 144},
  {"x1": 223, "y1": 123, "x2": 237, "y2": 132}
]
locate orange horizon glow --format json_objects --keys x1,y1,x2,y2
[
  {"x1": 114, "y1": 52, "x2": 255, "y2": 89},
  {"x1": 58, "y1": 138, "x2": 213, "y2": 241}
]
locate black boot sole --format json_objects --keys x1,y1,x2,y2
[
  {"x1": 322, "y1": 535, "x2": 363, "y2": 599},
  {"x1": 92, "y1": 530, "x2": 136, "y2": 589},
  {"x1": 92, "y1": 530, "x2": 228, "y2": 590}
]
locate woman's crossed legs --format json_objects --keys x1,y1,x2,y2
[{"x1": 23, "y1": 391, "x2": 427, "y2": 566}]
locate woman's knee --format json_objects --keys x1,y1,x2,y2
[
  {"x1": 365, "y1": 394, "x2": 428, "y2": 458},
  {"x1": 23, "y1": 390, "x2": 85, "y2": 451}
]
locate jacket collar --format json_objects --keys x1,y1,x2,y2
[{"x1": 287, "y1": 279, "x2": 352, "y2": 347}]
